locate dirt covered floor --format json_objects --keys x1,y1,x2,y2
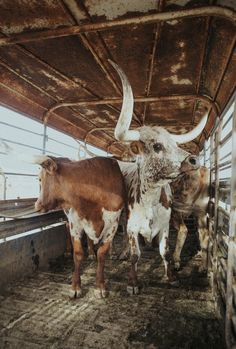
[{"x1": 0, "y1": 228, "x2": 225, "y2": 349}]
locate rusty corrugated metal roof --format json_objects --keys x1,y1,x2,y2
[{"x1": 0, "y1": 0, "x2": 235, "y2": 155}]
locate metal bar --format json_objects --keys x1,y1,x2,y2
[
  {"x1": 47, "y1": 136, "x2": 78, "y2": 150},
  {"x1": 223, "y1": 111, "x2": 233, "y2": 130},
  {"x1": 220, "y1": 151, "x2": 232, "y2": 162},
  {"x1": 84, "y1": 127, "x2": 114, "y2": 145},
  {"x1": 143, "y1": 0, "x2": 164, "y2": 124},
  {"x1": 60, "y1": 0, "x2": 141, "y2": 125},
  {"x1": 220, "y1": 131, "x2": 232, "y2": 146},
  {"x1": 1, "y1": 32, "x2": 132, "y2": 143},
  {"x1": 212, "y1": 119, "x2": 223, "y2": 298},
  {"x1": 0, "y1": 6, "x2": 235, "y2": 46},
  {"x1": 192, "y1": 17, "x2": 211, "y2": 125},
  {"x1": 226, "y1": 95, "x2": 236, "y2": 348},
  {"x1": 219, "y1": 164, "x2": 232, "y2": 172},
  {"x1": 43, "y1": 94, "x2": 219, "y2": 123},
  {"x1": 3, "y1": 172, "x2": 37, "y2": 177},
  {"x1": 213, "y1": 36, "x2": 236, "y2": 106},
  {"x1": 61, "y1": 0, "x2": 120, "y2": 95},
  {"x1": 0, "y1": 138, "x2": 60, "y2": 156},
  {"x1": 0, "y1": 172, "x2": 7, "y2": 201},
  {"x1": 0, "y1": 211, "x2": 66, "y2": 240},
  {"x1": 0, "y1": 44, "x2": 119, "y2": 134},
  {"x1": 0, "y1": 58, "x2": 56, "y2": 102},
  {"x1": 142, "y1": 23, "x2": 160, "y2": 125},
  {"x1": 0, "y1": 121, "x2": 78, "y2": 151},
  {"x1": 42, "y1": 124, "x2": 47, "y2": 155},
  {"x1": 211, "y1": 159, "x2": 232, "y2": 171},
  {"x1": 0, "y1": 121, "x2": 43, "y2": 137},
  {"x1": 0, "y1": 197, "x2": 36, "y2": 207}
]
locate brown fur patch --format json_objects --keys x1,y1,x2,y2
[{"x1": 160, "y1": 187, "x2": 171, "y2": 209}]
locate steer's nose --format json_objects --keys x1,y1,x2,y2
[
  {"x1": 181, "y1": 155, "x2": 200, "y2": 171},
  {"x1": 35, "y1": 199, "x2": 44, "y2": 212}
]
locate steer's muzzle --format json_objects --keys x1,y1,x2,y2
[
  {"x1": 35, "y1": 200, "x2": 46, "y2": 213},
  {"x1": 181, "y1": 155, "x2": 200, "y2": 172}
]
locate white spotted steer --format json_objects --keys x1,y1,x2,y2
[{"x1": 110, "y1": 61, "x2": 208, "y2": 295}]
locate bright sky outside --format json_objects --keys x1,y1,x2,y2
[
  {"x1": 0, "y1": 106, "x2": 107, "y2": 199},
  {"x1": 0, "y1": 102, "x2": 234, "y2": 201}
]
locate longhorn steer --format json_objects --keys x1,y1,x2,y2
[
  {"x1": 110, "y1": 61, "x2": 208, "y2": 295},
  {"x1": 171, "y1": 166, "x2": 210, "y2": 272},
  {"x1": 34, "y1": 156, "x2": 126, "y2": 298}
]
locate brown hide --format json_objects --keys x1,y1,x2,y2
[
  {"x1": 171, "y1": 166, "x2": 210, "y2": 272},
  {"x1": 36, "y1": 156, "x2": 126, "y2": 236},
  {"x1": 171, "y1": 166, "x2": 209, "y2": 223}
]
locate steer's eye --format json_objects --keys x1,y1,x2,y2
[{"x1": 153, "y1": 143, "x2": 164, "y2": 153}]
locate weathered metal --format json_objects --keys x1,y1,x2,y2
[
  {"x1": 0, "y1": 1, "x2": 235, "y2": 154},
  {"x1": 225, "y1": 94, "x2": 236, "y2": 348},
  {"x1": 0, "y1": 210, "x2": 66, "y2": 240},
  {"x1": 0, "y1": 6, "x2": 235, "y2": 46}
]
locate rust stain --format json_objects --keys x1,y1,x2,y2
[{"x1": 0, "y1": 1, "x2": 234, "y2": 154}]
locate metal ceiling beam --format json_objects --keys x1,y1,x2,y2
[
  {"x1": 0, "y1": 6, "x2": 235, "y2": 46},
  {"x1": 198, "y1": 35, "x2": 236, "y2": 145},
  {"x1": 43, "y1": 94, "x2": 220, "y2": 124},
  {"x1": 61, "y1": 0, "x2": 121, "y2": 95},
  {"x1": 191, "y1": 17, "x2": 211, "y2": 125},
  {"x1": 142, "y1": 0, "x2": 164, "y2": 125},
  {"x1": 61, "y1": 0, "x2": 142, "y2": 125},
  {"x1": 0, "y1": 53, "x2": 111, "y2": 132}
]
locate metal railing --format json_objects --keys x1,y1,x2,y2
[{"x1": 204, "y1": 92, "x2": 236, "y2": 348}]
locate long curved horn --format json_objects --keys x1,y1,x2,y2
[
  {"x1": 109, "y1": 60, "x2": 140, "y2": 142},
  {"x1": 170, "y1": 113, "x2": 208, "y2": 144}
]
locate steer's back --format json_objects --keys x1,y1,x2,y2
[{"x1": 60, "y1": 157, "x2": 126, "y2": 212}]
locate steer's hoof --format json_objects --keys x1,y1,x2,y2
[
  {"x1": 119, "y1": 251, "x2": 129, "y2": 260},
  {"x1": 169, "y1": 279, "x2": 180, "y2": 287},
  {"x1": 195, "y1": 251, "x2": 203, "y2": 260},
  {"x1": 69, "y1": 288, "x2": 82, "y2": 299},
  {"x1": 69, "y1": 289, "x2": 77, "y2": 299},
  {"x1": 198, "y1": 265, "x2": 207, "y2": 275},
  {"x1": 127, "y1": 285, "x2": 139, "y2": 296},
  {"x1": 75, "y1": 289, "x2": 82, "y2": 298},
  {"x1": 94, "y1": 288, "x2": 109, "y2": 299},
  {"x1": 87, "y1": 254, "x2": 96, "y2": 260},
  {"x1": 174, "y1": 262, "x2": 181, "y2": 271}
]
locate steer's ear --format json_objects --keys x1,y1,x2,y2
[
  {"x1": 129, "y1": 141, "x2": 145, "y2": 155},
  {"x1": 41, "y1": 157, "x2": 58, "y2": 175}
]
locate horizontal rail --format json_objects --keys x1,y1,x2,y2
[
  {"x1": 0, "y1": 210, "x2": 66, "y2": 240},
  {"x1": 0, "y1": 137, "x2": 60, "y2": 156},
  {"x1": 0, "y1": 121, "x2": 78, "y2": 151},
  {"x1": 220, "y1": 131, "x2": 232, "y2": 147},
  {"x1": 0, "y1": 6, "x2": 235, "y2": 46}
]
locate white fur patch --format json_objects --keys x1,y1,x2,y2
[
  {"x1": 66, "y1": 208, "x2": 121, "y2": 244},
  {"x1": 127, "y1": 185, "x2": 171, "y2": 242}
]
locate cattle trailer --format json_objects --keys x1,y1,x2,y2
[{"x1": 0, "y1": 1, "x2": 235, "y2": 348}]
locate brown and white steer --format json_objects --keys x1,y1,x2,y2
[
  {"x1": 171, "y1": 166, "x2": 210, "y2": 272},
  {"x1": 34, "y1": 156, "x2": 126, "y2": 298},
  {"x1": 109, "y1": 61, "x2": 208, "y2": 294}
]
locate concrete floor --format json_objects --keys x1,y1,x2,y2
[{"x1": 0, "y1": 229, "x2": 226, "y2": 349}]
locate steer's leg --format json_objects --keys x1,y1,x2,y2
[
  {"x1": 71, "y1": 236, "x2": 84, "y2": 298},
  {"x1": 173, "y1": 223, "x2": 188, "y2": 270},
  {"x1": 198, "y1": 215, "x2": 209, "y2": 273},
  {"x1": 159, "y1": 228, "x2": 176, "y2": 283},
  {"x1": 87, "y1": 236, "x2": 96, "y2": 260},
  {"x1": 94, "y1": 209, "x2": 121, "y2": 298},
  {"x1": 95, "y1": 241, "x2": 111, "y2": 298},
  {"x1": 127, "y1": 232, "x2": 140, "y2": 295}
]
